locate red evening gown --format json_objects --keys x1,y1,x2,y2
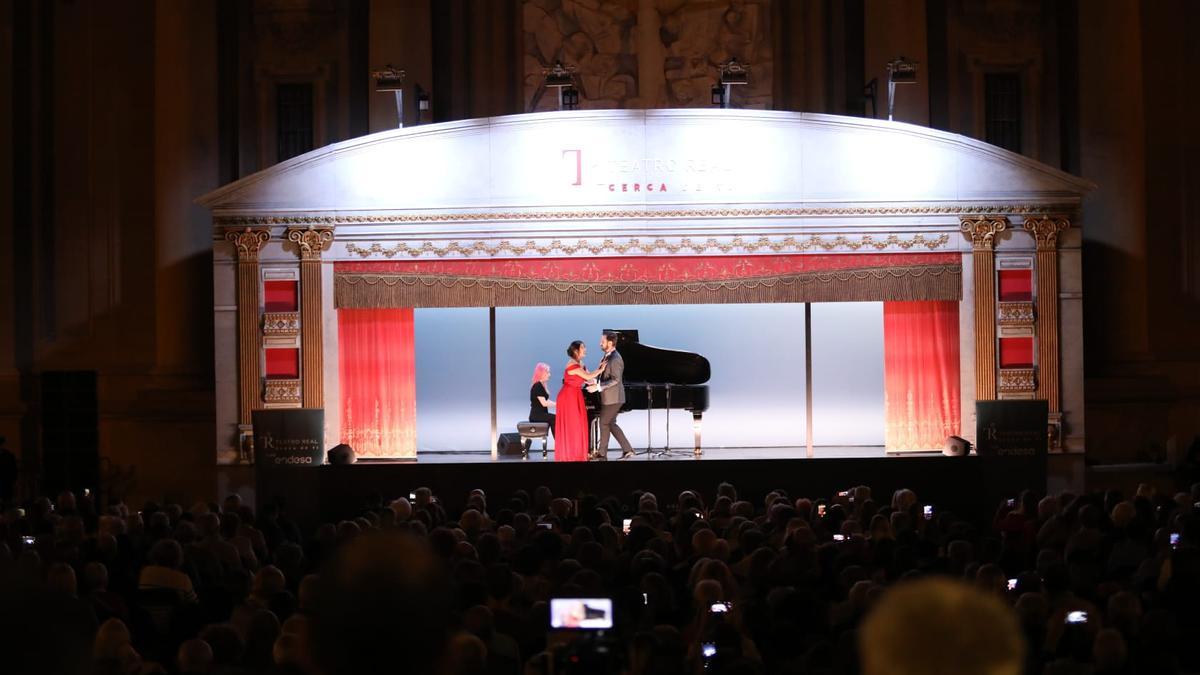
[{"x1": 554, "y1": 364, "x2": 589, "y2": 462}]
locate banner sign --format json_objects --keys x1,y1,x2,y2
[
  {"x1": 252, "y1": 409, "x2": 325, "y2": 466},
  {"x1": 975, "y1": 400, "x2": 1048, "y2": 456}
]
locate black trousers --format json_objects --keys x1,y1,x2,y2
[{"x1": 597, "y1": 403, "x2": 634, "y2": 455}]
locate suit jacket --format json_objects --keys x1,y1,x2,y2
[{"x1": 598, "y1": 349, "x2": 626, "y2": 406}]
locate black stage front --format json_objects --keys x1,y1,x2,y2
[{"x1": 257, "y1": 450, "x2": 1046, "y2": 528}]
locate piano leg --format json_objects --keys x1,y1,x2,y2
[{"x1": 693, "y1": 413, "x2": 703, "y2": 457}]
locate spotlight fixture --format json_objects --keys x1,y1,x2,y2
[
  {"x1": 371, "y1": 64, "x2": 407, "y2": 128},
  {"x1": 541, "y1": 61, "x2": 581, "y2": 111},
  {"x1": 885, "y1": 56, "x2": 918, "y2": 121},
  {"x1": 715, "y1": 58, "x2": 750, "y2": 109},
  {"x1": 414, "y1": 84, "x2": 430, "y2": 125}
]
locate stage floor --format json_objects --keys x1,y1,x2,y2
[{"x1": 381, "y1": 446, "x2": 925, "y2": 463}]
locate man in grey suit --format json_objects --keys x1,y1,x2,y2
[{"x1": 594, "y1": 330, "x2": 636, "y2": 460}]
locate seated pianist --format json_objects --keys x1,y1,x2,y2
[{"x1": 529, "y1": 362, "x2": 556, "y2": 435}]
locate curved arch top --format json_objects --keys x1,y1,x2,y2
[{"x1": 198, "y1": 109, "x2": 1093, "y2": 219}]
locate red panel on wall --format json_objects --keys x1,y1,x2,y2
[
  {"x1": 999, "y1": 337, "x2": 1034, "y2": 368},
  {"x1": 998, "y1": 269, "x2": 1033, "y2": 302},
  {"x1": 264, "y1": 280, "x2": 298, "y2": 312},
  {"x1": 265, "y1": 348, "x2": 299, "y2": 378}
]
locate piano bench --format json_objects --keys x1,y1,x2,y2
[{"x1": 517, "y1": 421, "x2": 550, "y2": 459}]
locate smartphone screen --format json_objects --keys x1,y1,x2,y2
[
  {"x1": 1170, "y1": 533, "x2": 1181, "y2": 548},
  {"x1": 1066, "y1": 611, "x2": 1088, "y2": 624},
  {"x1": 21, "y1": 535, "x2": 35, "y2": 546},
  {"x1": 1007, "y1": 578, "x2": 1018, "y2": 591},
  {"x1": 549, "y1": 598, "x2": 613, "y2": 630},
  {"x1": 833, "y1": 534, "x2": 845, "y2": 542},
  {"x1": 622, "y1": 518, "x2": 632, "y2": 534},
  {"x1": 537, "y1": 522, "x2": 553, "y2": 530},
  {"x1": 818, "y1": 504, "x2": 826, "y2": 517},
  {"x1": 701, "y1": 642, "x2": 717, "y2": 659},
  {"x1": 709, "y1": 602, "x2": 730, "y2": 613},
  {"x1": 409, "y1": 492, "x2": 416, "y2": 500},
  {"x1": 923, "y1": 505, "x2": 933, "y2": 520}
]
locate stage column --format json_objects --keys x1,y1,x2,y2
[
  {"x1": 225, "y1": 228, "x2": 271, "y2": 430},
  {"x1": 286, "y1": 226, "x2": 334, "y2": 409},
  {"x1": 1024, "y1": 215, "x2": 1071, "y2": 447},
  {"x1": 960, "y1": 216, "x2": 1009, "y2": 400}
]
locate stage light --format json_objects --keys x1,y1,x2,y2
[
  {"x1": 541, "y1": 61, "x2": 581, "y2": 111},
  {"x1": 371, "y1": 64, "x2": 407, "y2": 128},
  {"x1": 943, "y1": 436, "x2": 971, "y2": 457},
  {"x1": 885, "y1": 56, "x2": 918, "y2": 121},
  {"x1": 415, "y1": 84, "x2": 430, "y2": 125},
  {"x1": 327, "y1": 443, "x2": 357, "y2": 464},
  {"x1": 715, "y1": 58, "x2": 750, "y2": 109}
]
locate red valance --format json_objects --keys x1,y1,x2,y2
[{"x1": 334, "y1": 254, "x2": 961, "y2": 308}]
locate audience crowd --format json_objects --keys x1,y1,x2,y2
[{"x1": 2, "y1": 478, "x2": 1199, "y2": 675}]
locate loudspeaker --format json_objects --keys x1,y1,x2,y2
[
  {"x1": 327, "y1": 444, "x2": 357, "y2": 465},
  {"x1": 497, "y1": 433, "x2": 524, "y2": 456},
  {"x1": 944, "y1": 436, "x2": 972, "y2": 457}
]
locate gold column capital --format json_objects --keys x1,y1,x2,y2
[
  {"x1": 1022, "y1": 215, "x2": 1071, "y2": 250},
  {"x1": 224, "y1": 227, "x2": 271, "y2": 261},
  {"x1": 285, "y1": 226, "x2": 335, "y2": 260},
  {"x1": 959, "y1": 215, "x2": 1010, "y2": 250}
]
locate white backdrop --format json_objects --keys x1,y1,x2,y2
[{"x1": 414, "y1": 303, "x2": 885, "y2": 452}]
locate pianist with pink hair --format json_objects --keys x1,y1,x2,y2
[{"x1": 529, "y1": 362, "x2": 556, "y2": 434}]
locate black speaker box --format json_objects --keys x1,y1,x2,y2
[{"x1": 497, "y1": 432, "x2": 524, "y2": 455}]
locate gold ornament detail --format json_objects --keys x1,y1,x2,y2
[
  {"x1": 1022, "y1": 215, "x2": 1071, "y2": 250},
  {"x1": 959, "y1": 215, "x2": 1009, "y2": 250},
  {"x1": 214, "y1": 203, "x2": 1075, "y2": 227},
  {"x1": 285, "y1": 226, "x2": 334, "y2": 260},
  {"x1": 224, "y1": 227, "x2": 271, "y2": 261},
  {"x1": 997, "y1": 302, "x2": 1035, "y2": 326},
  {"x1": 344, "y1": 233, "x2": 952, "y2": 259},
  {"x1": 998, "y1": 368, "x2": 1036, "y2": 394},
  {"x1": 263, "y1": 312, "x2": 300, "y2": 336},
  {"x1": 263, "y1": 379, "x2": 302, "y2": 404}
]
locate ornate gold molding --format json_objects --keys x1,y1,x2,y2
[
  {"x1": 224, "y1": 227, "x2": 271, "y2": 261},
  {"x1": 1022, "y1": 215, "x2": 1071, "y2": 250},
  {"x1": 286, "y1": 226, "x2": 335, "y2": 260},
  {"x1": 213, "y1": 203, "x2": 1077, "y2": 227},
  {"x1": 998, "y1": 368, "x2": 1037, "y2": 394},
  {"x1": 263, "y1": 312, "x2": 300, "y2": 336},
  {"x1": 264, "y1": 379, "x2": 302, "y2": 405},
  {"x1": 998, "y1": 301, "x2": 1035, "y2": 326},
  {"x1": 344, "y1": 233, "x2": 952, "y2": 259},
  {"x1": 959, "y1": 216, "x2": 1009, "y2": 250}
]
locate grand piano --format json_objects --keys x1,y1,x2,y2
[{"x1": 587, "y1": 329, "x2": 711, "y2": 456}]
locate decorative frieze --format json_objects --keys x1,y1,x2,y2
[
  {"x1": 344, "y1": 233, "x2": 953, "y2": 259},
  {"x1": 998, "y1": 368, "x2": 1036, "y2": 394},
  {"x1": 263, "y1": 312, "x2": 300, "y2": 336},
  {"x1": 998, "y1": 301, "x2": 1035, "y2": 326},
  {"x1": 264, "y1": 379, "x2": 302, "y2": 405}
]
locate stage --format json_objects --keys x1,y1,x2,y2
[
  {"x1": 257, "y1": 450, "x2": 1046, "y2": 528},
  {"x1": 396, "y1": 446, "x2": 891, "y2": 463}
]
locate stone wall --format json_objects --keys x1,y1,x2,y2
[{"x1": 523, "y1": 0, "x2": 772, "y2": 112}]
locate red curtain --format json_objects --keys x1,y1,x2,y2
[
  {"x1": 883, "y1": 301, "x2": 961, "y2": 451},
  {"x1": 338, "y1": 308, "x2": 417, "y2": 458}
]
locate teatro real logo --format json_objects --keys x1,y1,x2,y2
[{"x1": 561, "y1": 148, "x2": 737, "y2": 194}]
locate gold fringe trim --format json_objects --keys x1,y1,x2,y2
[{"x1": 334, "y1": 264, "x2": 962, "y2": 308}]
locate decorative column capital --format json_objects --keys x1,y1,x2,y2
[
  {"x1": 286, "y1": 226, "x2": 335, "y2": 260},
  {"x1": 225, "y1": 227, "x2": 271, "y2": 261},
  {"x1": 1022, "y1": 215, "x2": 1071, "y2": 250},
  {"x1": 959, "y1": 215, "x2": 1009, "y2": 250}
]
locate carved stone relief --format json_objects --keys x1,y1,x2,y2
[{"x1": 523, "y1": 0, "x2": 772, "y2": 111}]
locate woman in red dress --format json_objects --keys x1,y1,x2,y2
[{"x1": 554, "y1": 340, "x2": 605, "y2": 462}]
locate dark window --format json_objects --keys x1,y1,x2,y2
[
  {"x1": 984, "y1": 72, "x2": 1022, "y2": 153},
  {"x1": 40, "y1": 371, "x2": 99, "y2": 496},
  {"x1": 277, "y1": 82, "x2": 314, "y2": 162}
]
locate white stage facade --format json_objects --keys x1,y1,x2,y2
[{"x1": 199, "y1": 109, "x2": 1092, "y2": 464}]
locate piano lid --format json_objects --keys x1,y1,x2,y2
[{"x1": 605, "y1": 329, "x2": 711, "y2": 386}]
